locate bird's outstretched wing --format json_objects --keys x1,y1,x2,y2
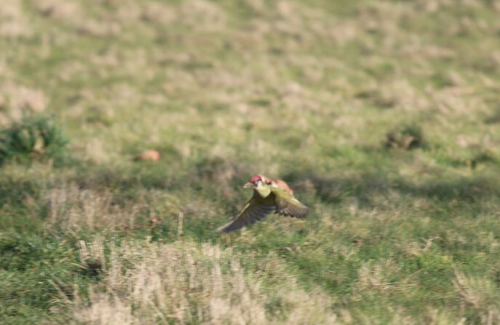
[
  {"x1": 271, "y1": 187, "x2": 309, "y2": 218},
  {"x1": 217, "y1": 193, "x2": 276, "y2": 233}
]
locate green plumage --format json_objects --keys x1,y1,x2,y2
[{"x1": 217, "y1": 182, "x2": 309, "y2": 234}]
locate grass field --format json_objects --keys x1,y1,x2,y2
[{"x1": 1, "y1": 0, "x2": 500, "y2": 324}]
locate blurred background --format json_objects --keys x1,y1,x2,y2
[{"x1": 1, "y1": 0, "x2": 500, "y2": 324}]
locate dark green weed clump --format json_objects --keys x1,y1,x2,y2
[
  {"x1": 385, "y1": 123, "x2": 425, "y2": 150},
  {"x1": 0, "y1": 115, "x2": 68, "y2": 165}
]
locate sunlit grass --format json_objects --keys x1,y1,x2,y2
[{"x1": 1, "y1": 0, "x2": 500, "y2": 324}]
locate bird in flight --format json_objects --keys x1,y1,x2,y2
[{"x1": 217, "y1": 174, "x2": 310, "y2": 233}]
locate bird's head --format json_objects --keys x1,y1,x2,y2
[{"x1": 243, "y1": 174, "x2": 268, "y2": 189}]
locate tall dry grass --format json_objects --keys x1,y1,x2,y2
[{"x1": 70, "y1": 237, "x2": 338, "y2": 325}]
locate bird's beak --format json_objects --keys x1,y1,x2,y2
[{"x1": 243, "y1": 182, "x2": 254, "y2": 189}]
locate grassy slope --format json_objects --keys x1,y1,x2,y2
[{"x1": 1, "y1": 0, "x2": 500, "y2": 323}]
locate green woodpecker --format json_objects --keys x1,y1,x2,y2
[{"x1": 217, "y1": 174, "x2": 310, "y2": 233}]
